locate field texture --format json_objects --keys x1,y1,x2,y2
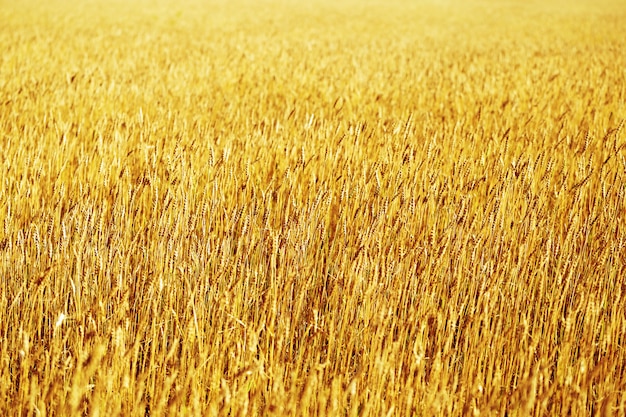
[{"x1": 1, "y1": 0, "x2": 626, "y2": 415}]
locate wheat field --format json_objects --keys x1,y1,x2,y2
[{"x1": 1, "y1": 0, "x2": 626, "y2": 415}]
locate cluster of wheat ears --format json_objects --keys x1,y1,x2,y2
[{"x1": 1, "y1": 0, "x2": 625, "y2": 415}]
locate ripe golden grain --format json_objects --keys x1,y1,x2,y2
[{"x1": 1, "y1": 0, "x2": 626, "y2": 415}]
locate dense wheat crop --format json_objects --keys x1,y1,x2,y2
[{"x1": 1, "y1": 0, "x2": 626, "y2": 415}]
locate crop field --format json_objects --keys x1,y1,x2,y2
[{"x1": 1, "y1": 0, "x2": 626, "y2": 415}]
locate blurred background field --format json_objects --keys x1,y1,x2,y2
[{"x1": 1, "y1": 0, "x2": 625, "y2": 415}]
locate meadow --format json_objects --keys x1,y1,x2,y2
[{"x1": 1, "y1": 0, "x2": 626, "y2": 415}]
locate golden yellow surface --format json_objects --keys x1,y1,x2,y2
[{"x1": 1, "y1": 0, "x2": 625, "y2": 415}]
